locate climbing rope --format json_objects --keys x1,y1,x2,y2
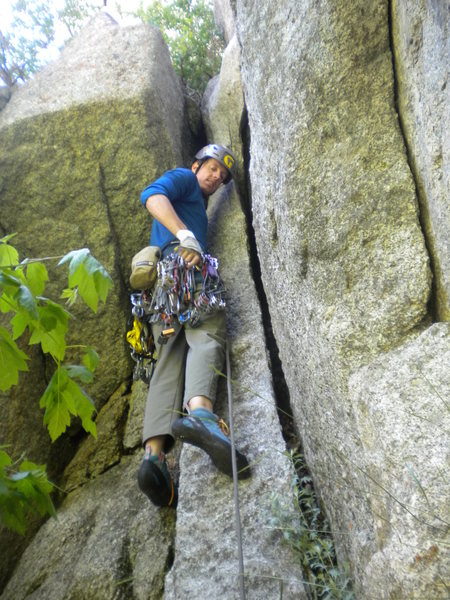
[{"x1": 225, "y1": 337, "x2": 246, "y2": 600}]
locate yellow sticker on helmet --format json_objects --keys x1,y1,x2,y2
[{"x1": 224, "y1": 154, "x2": 234, "y2": 169}]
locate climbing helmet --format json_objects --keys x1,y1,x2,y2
[{"x1": 195, "y1": 144, "x2": 236, "y2": 184}]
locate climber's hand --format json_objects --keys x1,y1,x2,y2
[{"x1": 177, "y1": 230, "x2": 203, "y2": 268}]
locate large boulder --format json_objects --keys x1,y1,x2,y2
[
  {"x1": 214, "y1": 0, "x2": 236, "y2": 45},
  {"x1": 0, "y1": 11, "x2": 187, "y2": 469},
  {"x1": 349, "y1": 323, "x2": 449, "y2": 598},
  {"x1": 0, "y1": 11, "x2": 195, "y2": 592},
  {"x1": 164, "y1": 183, "x2": 309, "y2": 594},
  {"x1": 235, "y1": 0, "x2": 447, "y2": 596}
]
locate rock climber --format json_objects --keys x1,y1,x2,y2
[{"x1": 137, "y1": 144, "x2": 250, "y2": 508}]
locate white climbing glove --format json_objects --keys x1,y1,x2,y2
[{"x1": 176, "y1": 229, "x2": 203, "y2": 255}]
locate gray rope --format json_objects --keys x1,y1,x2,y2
[{"x1": 225, "y1": 337, "x2": 246, "y2": 600}]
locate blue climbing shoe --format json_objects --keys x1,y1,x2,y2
[
  {"x1": 172, "y1": 408, "x2": 250, "y2": 479},
  {"x1": 138, "y1": 450, "x2": 177, "y2": 508}
]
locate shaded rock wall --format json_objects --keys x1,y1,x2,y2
[
  {"x1": 0, "y1": 13, "x2": 185, "y2": 468},
  {"x1": 234, "y1": 0, "x2": 449, "y2": 597}
]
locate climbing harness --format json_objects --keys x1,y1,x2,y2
[{"x1": 126, "y1": 251, "x2": 226, "y2": 383}]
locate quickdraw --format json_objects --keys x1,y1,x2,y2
[{"x1": 126, "y1": 252, "x2": 226, "y2": 383}]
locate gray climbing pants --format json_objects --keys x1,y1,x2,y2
[{"x1": 142, "y1": 309, "x2": 226, "y2": 453}]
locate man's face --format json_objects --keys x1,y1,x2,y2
[{"x1": 192, "y1": 158, "x2": 228, "y2": 196}]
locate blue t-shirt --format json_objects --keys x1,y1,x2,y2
[{"x1": 140, "y1": 168, "x2": 207, "y2": 251}]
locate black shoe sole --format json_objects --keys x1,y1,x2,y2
[
  {"x1": 172, "y1": 417, "x2": 251, "y2": 480},
  {"x1": 138, "y1": 459, "x2": 177, "y2": 508}
]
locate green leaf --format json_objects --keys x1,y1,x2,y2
[
  {"x1": 83, "y1": 347, "x2": 99, "y2": 372},
  {"x1": 40, "y1": 367, "x2": 72, "y2": 441},
  {"x1": 10, "y1": 312, "x2": 31, "y2": 339},
  {"x1": 66, "y1": 364, "x2": 94, "y2": 384},
  {"x1": 0, "y1": 450, "x2": 12, "y2": 470},
  {"x1": 25, "y1": 262, "x2": 48, "y2": 296},
  {"x1": 15, "y1": 284, "x2": 39, "y2": 320},
  {"x1": 9, "y1": 471, "x2": 30, "y2": 482},
  {"x1": 0, "y1": 291, "x2": 17, "y2": 314},
  {"x1": 59, "y1": 249, "x2": 112, "y2": 313},
  {"x1": 29, "y1": 300, "x2": 69, "y2": 361},
  {"x1": 0, "y1": 452, "x2": 55, "y2": 535},
  {"x1": 66, "y1": 378, "x2": 97, "y2": 438},
  {"x1": 39, "y1": 365, "x2": 96, "y2": 441},
  {"x1": 0, "y1": 270, "x2": 22, "y2": 293},
  {"x1": 0, "y1": 327, "x2": 29, "y2": 391},
  {"x1": 76, "y1": 264, "x2": 98, "y2": 312},
  {"x1": 0, "y1": 492, "x2": 27, "y2": 535},
  {"x1": 94, "y1": 267, "x2": 113, "y2": 304},
  {"x1": 58, "y1": 248, "x2": 90, "y2": 273},
  {"x1": 0, "y1": 243, "x2": 19, "y2": 267},
  {"x1": 19, "y1": 460, "x2": 55, "y2": 498},
  {"x1": 83, "y1": 254, "x2": 100, "y2": 276},
  {"x1": 60, "y1": 287, "x2": 78, "y2": 307},
  {"x1": 0, "y1": 233, "x2": 18, "y2": 245}
]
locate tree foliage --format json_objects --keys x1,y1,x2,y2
[
  {"x1": 56, "y1": 0, "x2": 97, "y2": 39},
  {"x1": 0, "y1": 0, "x2": 97, "y2": 88},
  {"x1": 0, "y1": 0, "x2": 55, "y2": 87},
  {"x1": 136, "y1": 0, "x2": 224, "y2": 95},
  {"x1": 0, "y1": 234, "x2": 113, "y2": 534}
]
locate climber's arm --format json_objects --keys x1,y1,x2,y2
[{"x1": 145, "y1": 194, "x2": 202, "y2": 268}]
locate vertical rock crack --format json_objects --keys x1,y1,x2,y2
[{"x1": 388, "y1": 0, "x2": 438, "y2": 322}]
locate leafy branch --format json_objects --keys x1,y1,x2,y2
[
  {"x1": 0, "y1": 448, "x2": 56, "y2": 535},
  {"x1": 0, "y1": 235, "x2": 113, "y2": 533}
]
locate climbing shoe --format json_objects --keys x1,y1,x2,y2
[
  {"x1": 172, "y1": 408, "x2": 251, "y2": 479},
  {"x1": 137, "y1": 450, "x2": 177, "y2": 508}
]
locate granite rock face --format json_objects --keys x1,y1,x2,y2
[
  {"x1": 0, "y1": 12, "x2": 186, "y2": 470},
  {"x1": 349, "y1": 323, "x2": 449, "y2": 598},
  {"x1": 0, "y1": 10, "x2": 305, "y2": 599},
  {"x1": 214, "y1": 0, "x2": 236, "y2": 45},
  {"x1": 0, "y1": 454, "x2": 176, "y2": 600},
  {"x1": 1, "y1": 2, "x2": 448, "y2": 598},
  {"x1": 234, "y1": 0, "x2": 448, "y2": 596}
]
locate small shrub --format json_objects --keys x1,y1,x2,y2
[{"x1": 271, "y1": 450, "x2": 354, "y2": 599}]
